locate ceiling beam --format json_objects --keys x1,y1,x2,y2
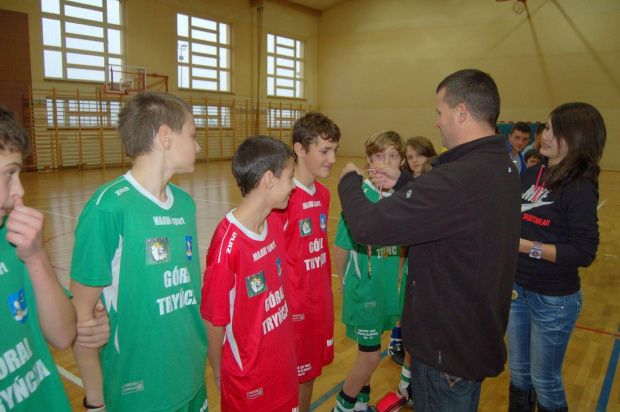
[{"x1": 250, "y1": 0, "x2": 322, "y2": 17}]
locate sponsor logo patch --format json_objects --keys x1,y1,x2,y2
[
  {"x1": 246, "y1": 271, "x2": 268, "y2": 297},
  {"x1": 276, "y1": 256, "x2": 282, "y2": 277},
  {"x1": 146, "y1": 237, "x2": 170, "y2": 264},
  {"x1": 320, "y1": 214, "x2": 327, "y2": 231},
  {"x1": 8, "y1": 288, "x2": 28, "y2": 323},
  {"x1": 299, "y1": 218, "x2": 312, "y2": 237},
  {"x1": 185, "y1": 236, "x2": 193, "y2": 261}
]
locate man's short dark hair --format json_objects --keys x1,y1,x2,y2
[
  {"x1": 524, "y1": 149, "x2": 543, "y2": 163},
  {"x1": 118, "y1": 91, "x2": 191, "y2": 158},
  {"x1": 535, "y1": 123, "x2": 546, "y2": 135},
  {"x1": 436, "y1": 69, "x2": 500, "y2": 127},
  {"x1": 292, "y1": 112, "x2": 340, "y2": 160},
  {"x1": 0, "y1": 105, "x2": 30, "y2": 155},
  {"x1": 232, "y1": 135, "x2": 294, "y2": 197},
  {"x1": 510, "y1": 122, "x2": 531, "y2": 135}
]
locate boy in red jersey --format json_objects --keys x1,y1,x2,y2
[
  {"x1": 273, "y1": 112, "x2": 340, "y2": 412},
  {"x1": 201, "y1": 135, "x2": 299, "y2": 412}
]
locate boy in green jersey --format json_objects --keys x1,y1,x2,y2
[
  {"x1": 70, "y1": 92, "x2": 208, "y2": 412},
  {"x1": 332, "y1": 131, "x2": 404, "y2": 412},
  {"x1": 0, "y1": 105, "x2": 75, "y2": 411}
]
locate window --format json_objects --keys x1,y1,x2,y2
[
  {"x1": 268, "y1": 108, "x2": 301, "y2": 129},
  {"x1": 47, "y1": 98, "x2": 121, "y2": 127},
  {"x1": 192, "y1": 105, "x2": 231, "y2": 129},
  {"x1": 267, "y1": 34, "x2": 304, "y2": 99},
  {"x1": 41, "y1": 0, "x2": 124, "y2": 82},
  {"x1": 177, "y1": 14, "x2": 232, "y2": 92}
]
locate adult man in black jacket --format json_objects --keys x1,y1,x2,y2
[{"x1": 337, "y1": 69, "x2": 521, "y2": 411}]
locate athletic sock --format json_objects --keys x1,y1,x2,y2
[
  {"x1": 354, "y1": 385, "x2": 370, "y2": 411},
  {"x1": 335, "y1": 389, "x2": 357, "y2": 412},
  {"x1": 398, "y1": 364, "x2": 411, "y2": 397},
  {"x1": 390, "y1": 326, "x2": 401, "y2": 341}
]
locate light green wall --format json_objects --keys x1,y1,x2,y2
[
  {"x1": 0, "y1": 0, "x2": 319, "y2": 104},
  {"x1": 317, "y1": 0, "x2": 620, "y2": 170},
  {"x1": 2, "y1": 0, "x2": 618, "y2": 168}
]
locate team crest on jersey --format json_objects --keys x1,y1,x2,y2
[
  {"x1": 276, "y1": 257, "x2": 282, "y2": 277},
  {"x1": 8, "y1": 288, "x2": 28, "y2": 323},
  {"x1": 320, "y1": 214, "x2": 327, "y2": 231},
  {"x1": 246, "y1": 271, "x2": 268, "y2": 297},
  {"x1": 299, "y1": 218, "x2": 312, "y2": 237},
  {"x1": 146, "y1": 237, "x2": 170, "y2": 264},
  {"x1": 185, "y1": 236, "x2": 193, "y2": 261}
]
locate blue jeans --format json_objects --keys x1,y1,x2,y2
[
  {"x1": 409, "y1": 357, "x2": 482, "y2": 412},
  {"x1": 507, "y1": 283, "x2": 582, "y2": 410}
]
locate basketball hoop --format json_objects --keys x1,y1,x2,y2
[{"x1": 104, "y1": 65, "x2": 147, "y2": 95}]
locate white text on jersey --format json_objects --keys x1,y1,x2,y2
[
  {"x1": 153, "y1": 216, "x2": 187, "y2": 226},
  {"x1": 302, "y1": 200, "x2": 322, "y2": 209},
  {"x1": 252, "y1": 240, "x2": 276, "y2": 262}
]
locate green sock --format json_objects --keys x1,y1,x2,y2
[
  {"x1": 354, "y1": 385, "x2": 370, "y2": 411},
  {"x1": 335, "y1": 389, "x2": 356, "y2": 412},
  {"x1": 399, "y1": 364, "x2": 411, "y2": 397}
]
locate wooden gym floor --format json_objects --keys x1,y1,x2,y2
[{"x1": 22, "y1": 157, "x2": 619, "y2": 411}]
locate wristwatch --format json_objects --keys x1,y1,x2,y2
[{"x1": 529, "y1": 241, "x2": 543, "y2": 259}]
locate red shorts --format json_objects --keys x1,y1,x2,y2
[
  {"x1": 295, "y1": 329, "x2": 332, "y2": 382},
  {"x1": 323, "y1": 322, "x2": 334, "y2": 366}
]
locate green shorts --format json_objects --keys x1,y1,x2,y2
[
  {"x1": 174, "y1": 383, "x2": 208, "y2": 412},
  {"x1": 346, "y1": 315, "x2": 397, "y2": 347},
  {"x1": 399, "y1": 269, "x2": 408, "y2": 318}
]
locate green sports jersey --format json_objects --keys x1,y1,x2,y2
[
  {"x1": 71, "y1": 172, "x2": 208, "y2": 412},
  {"x1": 335, "y1": 179, "x2": 401, "y2": 326},
  {"x1": 0, "y1": 217, "x2": 72, "y2": 412}
]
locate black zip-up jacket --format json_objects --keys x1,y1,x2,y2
[
  {"x1": 338, "y1": 135, "x2": 521, "y2": 380},
  {"x1": 517, "y1": 161, "x2": 599, "y2": 295}
]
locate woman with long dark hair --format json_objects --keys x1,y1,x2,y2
[{"x1": 507, "y1": 103, "x2": 606, "y2": 412}]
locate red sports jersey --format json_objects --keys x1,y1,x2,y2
[
  {"x1": 201, "y1": 212, "x2": 298, "y2": 412},
  {"x1": 273, "y1": 179, "x2": 335, "y2": 340}
]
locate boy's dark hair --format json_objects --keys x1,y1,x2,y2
[
  {"x1": 232, "y1": 135, "x2": 294, "y2": 197},
  {"x1": 436, "y1": 69, "x2": 500, "y2": 127},
  {"x1": 510, "y1": 122, "x2": 531, "y2": 135},
  {"x1": 292, "y1": 112, "x2": 340, "y2": 160},
  {"x1": 524, "y1": 149, "x2": 543, "y2": 163},
  {"x1": 0, "y1": 105, "x2": 30, "y2": 155},
  {"x1": 118, "y1": 91, "x2": 191, "y2": 158}
]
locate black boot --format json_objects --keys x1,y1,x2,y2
[
  {"x1": 509, "y1": 383, "x2": 537, "y2": 411},
  {"x1": 536, "y1": 402, "x2": 568, "y2": 412}
]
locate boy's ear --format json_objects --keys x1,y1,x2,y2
[
  {"x1": 262, "y1": 170, "x2": 275, "y2": 189},
  {"x1": 366, "y1": 156, "x2": 372, "y2": 167},
  {"x1": 157, "y1": 124, "x2": 173, "y2": 150},
  {"x1": 293, "y1": 142, "x2": 306, "y2": 158}
]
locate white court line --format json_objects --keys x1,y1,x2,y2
[
  {"x1": 332, "y1": 273, "x2": 338, "y2": 278},
  {"x1": 56, "y1": 364, "x2": 83, "y2": 388},
  {"x1": 38, "y1": 209, "x2": 78, "y2": 220},
  {"x1": 598, "y1": 200, "x2": 607, "y2": 210},
  {"x1": 603, "y1": 254, "x2": 618, "y2": 258}
]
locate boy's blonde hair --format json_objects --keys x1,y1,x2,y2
[{"x1": 365, "y1": 130, "x2": 404, "y2": 157}]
